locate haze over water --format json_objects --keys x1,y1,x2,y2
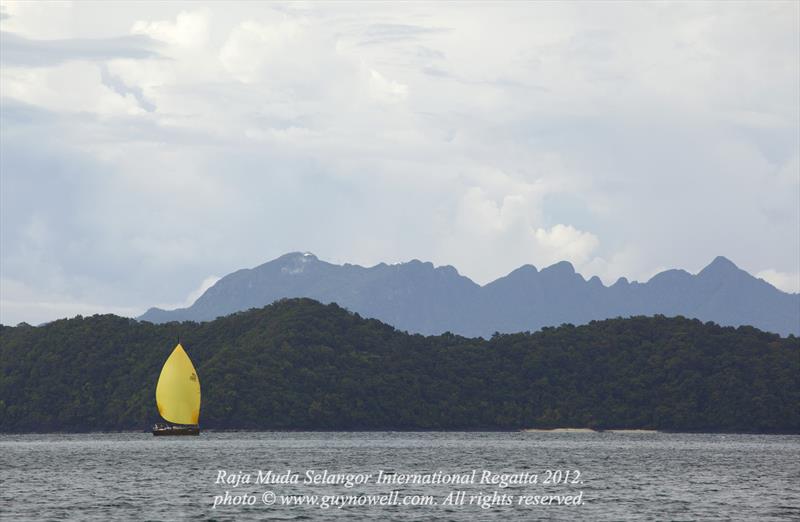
[{"x1": 1, "y1": 431, "x2": 798, "y2": 521}]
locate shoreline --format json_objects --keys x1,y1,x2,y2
[{"x1": 1, "y1": 428, "x2": 798, "y2": 436}]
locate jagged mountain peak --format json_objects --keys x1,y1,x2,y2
[
  {"x1": 541, "y1": 260, "x2": 576, "y2": 275},
  {"x1": 699, "y1": 255, "x2": 740, "y2": 275},
  {"x1": 138, "y1": 252, "x2": 799, "y2": 337},
  {"x1": 648, "y1": 268, "x2": 692, "y2": 285},
  {"x1": 507, "y1": 264, "x2": 539, "y2": 277},
  {"x1": 612, "y1": 276, "x2": 630, "y2": 287}
]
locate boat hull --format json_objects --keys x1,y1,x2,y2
[{"x1": 152, "y1": 424, "x2": 200, "y2": 436}]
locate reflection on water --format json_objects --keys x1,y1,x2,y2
[{"x1": 1, "y1": 431, "x2": 798, "y2": 521}]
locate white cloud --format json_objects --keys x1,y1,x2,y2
[
  {"x1": 1, "y1": 61, "x2": 145, "y2": 116},
  {"x1": 0, "y1": 278, "x2": 141, "y2": 326},
  {"x1": 154, "y1": 275, "x2": 221, "y2": 310},
  {"x1": 219, "y1": 18, "x2": 304, "y2": 84},
  {"x1": 184, "y1": 276, "x2": 221, "y2": 305},
  {"x1": 0, "y1": 0, "x2": 74, "y2": 39},
  {"x1": 756, "y1": 269, "x2": 800, "y2": 294},
  {"x1": 580, "y1": 247, "x2": 656, "y2": 285},
  {"x1": 131, "y1": 9, "x2": 210, "y2": 48},
  {"x1": 368, "y1": 68, "x2": 408, "y2": 104},
  {"x1": 436, "y1": 180, "x2": 601, "y2": 283},
  {"x1": 532, "y1": 224, "x2": 599, "y2": 268}
]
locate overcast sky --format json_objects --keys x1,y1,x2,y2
[{"x1": 1, "y1": 1, "x2": 798, "y2": 326}]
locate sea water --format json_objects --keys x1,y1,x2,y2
[{"x1": 1, "y1": 431, "x2": 798, "y2": 520}]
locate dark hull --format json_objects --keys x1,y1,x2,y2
[{"x1": 152, "y1": 424, "x2": 200, "y2": 436}]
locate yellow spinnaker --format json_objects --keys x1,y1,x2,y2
[{"x1": 155, "y1": 343, "x2": 201, "y2": 425}]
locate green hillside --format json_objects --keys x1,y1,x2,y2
[{"x1": 1, "y1": 298, "x2": 798, "y2": 433}]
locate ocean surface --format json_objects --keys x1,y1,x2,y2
[{"x1": 1, "y1": 431, "x2": 798, "y2": 521}]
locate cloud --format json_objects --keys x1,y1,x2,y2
[
  {"x1": 131, "y1": 10, "x2": 210, "y2": 48},
  {"x1": 358, "y1": 23, "x2": 449, "y2": 46},
  {"x1": 219, "y1": 18, "x2": 310, "y2": 84},
  {"x1": 756, "y1": 269, "x2": 800, "y2": 294},
  {"x1": 436, "y1": 179, "x2": 602, "y2": 283},
  {"x1": 368, "y1": 69, "x2": 408, "y2": 104},
  {"x1": 0, "y1": 31, "x2": 160, "y2": 66},
  {"x1": 0, "y1": 2, "x2": 797, "y2": 325},
  {"x1": 153, "y1": 275, "x2": 221, "y2": 311},
  {"x1": 0, "y1": 277, "x2": 142, "y2": 326},
  {"x1": 532, "y1": 225, "x2": 599, "y2": 268},
  {"x1": 99, "y1": 64, "x2": 156, "y2": 112},
  {"x1": 1, "y1": 61, "x2": 149, "y2": 115}
]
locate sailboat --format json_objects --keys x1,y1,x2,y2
[{"x1": 152, "y1": 343, "x2": 201, "y2": 436}]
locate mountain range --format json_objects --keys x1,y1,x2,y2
[{"x1": 139, "y1": 253, "x2": 800, "y2": 337}]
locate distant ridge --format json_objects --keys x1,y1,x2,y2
[{"x1": 139, "y1": 253, "x2": 800, "y2": 337}]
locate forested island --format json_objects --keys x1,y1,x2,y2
[{"x1": 1, "y1": 298, "x2": 798, "y2": 433}]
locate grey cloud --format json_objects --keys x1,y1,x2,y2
[
  {"x1": 0, "y1": 97, "x2": 59, "y2": 126},
  {"x1": 415, "y1": 46, "x2": 446, "y2": 60},
  {"x1": 421, "y1": 65, "x2": 548, "y2": 92},
  {"x1": 0, "y1": 31, "x2": 161, "y2": 66},
  {"x1": 99, "y1": 64, "x2": 156, "y2": 112},
  {"x1": 0, "y1": 97, "x2": 186, "y2": 144},
  {"x1": 0, "y1": 109, "x2": 213, "y2": 313},
  {"x1": 358, "y1": 23, "x2": 449, "y2": 46},
  {"x1": 422, "y1": 65, "x2": 451, "y2": 78}
]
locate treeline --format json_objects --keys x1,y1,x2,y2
[{"x1": 1, "y1": 298, "x2": 798, "y2": 433}]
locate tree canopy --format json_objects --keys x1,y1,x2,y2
[{"x1": 1, "y1": 298, "x2": 797, "y2": 433}]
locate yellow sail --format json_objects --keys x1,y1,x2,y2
[{"x1": 155, "y1": 343, "x2": 201, "y2": 425}]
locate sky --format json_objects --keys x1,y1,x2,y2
[{"x1": 1, "y1": 1, "x2": 798, "y2": 326}]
